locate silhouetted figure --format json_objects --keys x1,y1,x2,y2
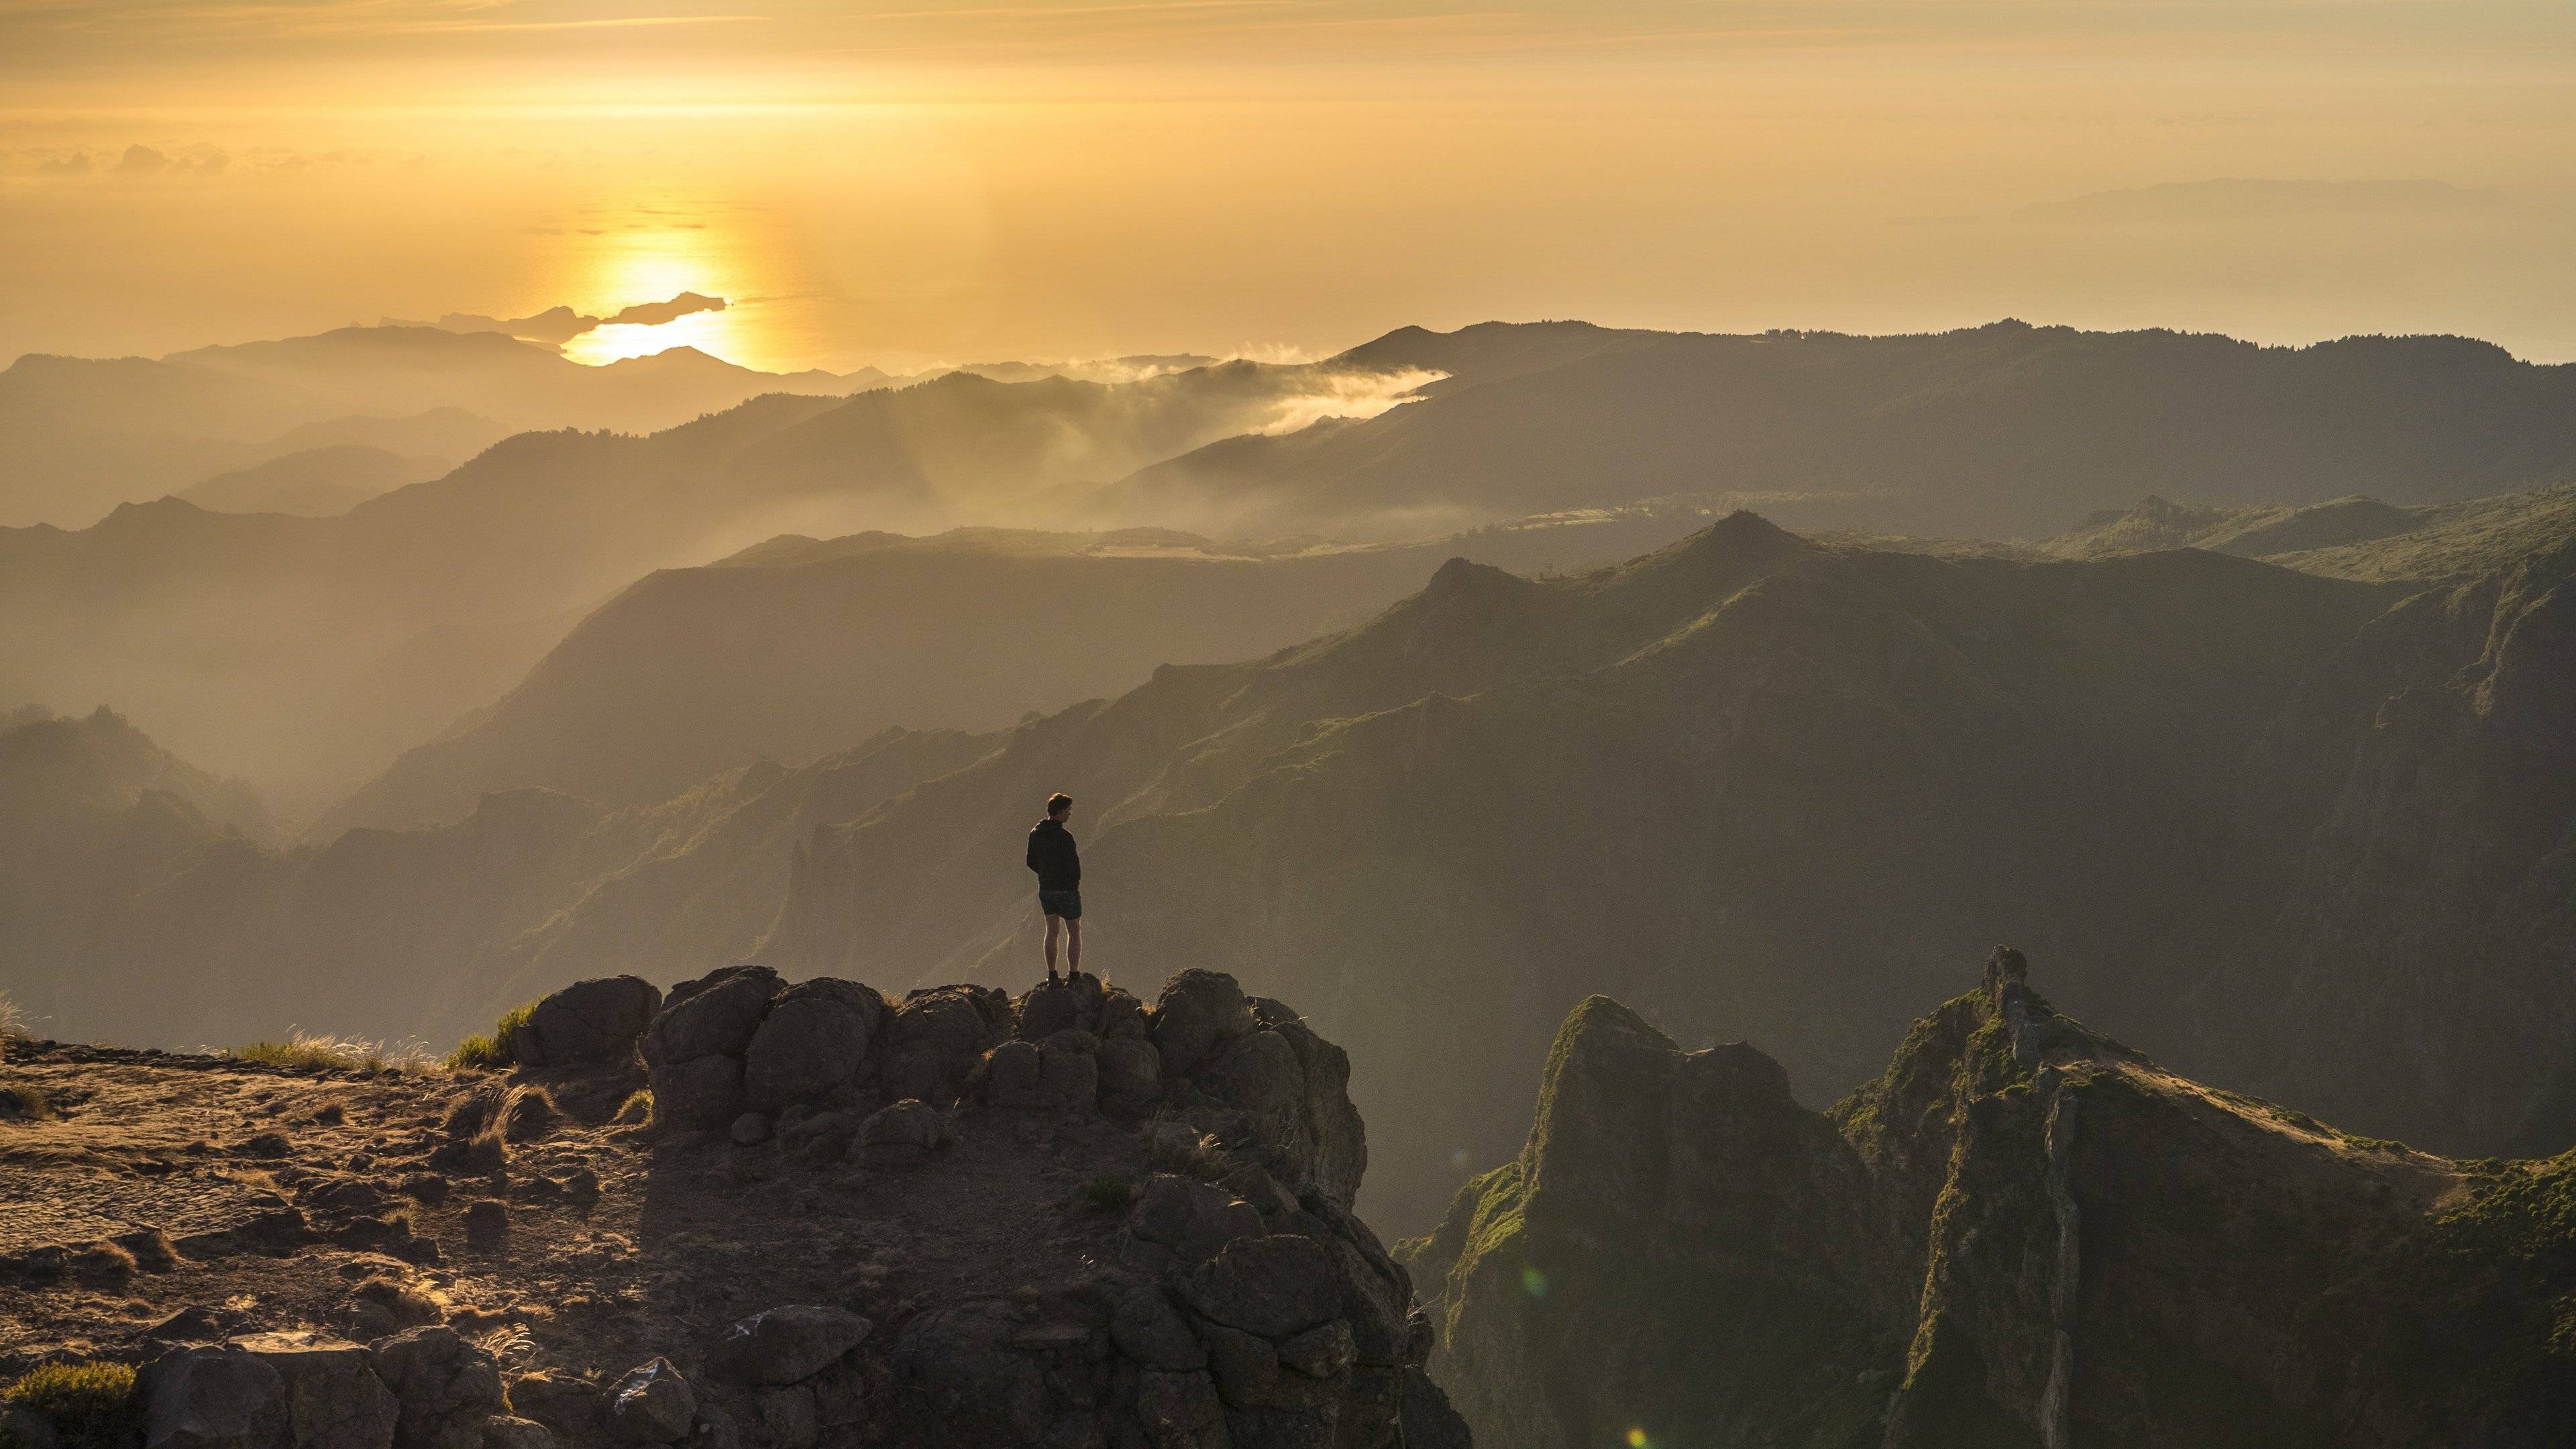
[{"x1": 1028, "y1": 792, "x2": 1082, "y2": 984}]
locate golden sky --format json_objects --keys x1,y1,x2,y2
[{"x1": 4, "y1": 0, "x2": 2573, "y2": 371}]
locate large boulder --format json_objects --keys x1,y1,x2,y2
[
  {"x1": 651, "y1": 1055, "x2": 747, "y2": 1133},
  {"x1": 742, "y1": 979, "x2": 883, "y2": 1113},
  {"x1": 1099, "y1": 1036, "x2": 1163, "y2": 1108},
  {"x1": 888, "y1": 1302, "x2": 1048, "y2": 1444},
  {"x1": 709, "y1": 1305, "x2": 873, "y2": 1385},
  {"x1": 1197, "y1": 1032, "x2": 1304, "y2": 1121},
  {"x1": 231, "y1": 1330, "x2": 398, "y2": 1449},
  {"x1": 644, "y1": 966, "x2": 781, "y2": 1067},
  {"x1": 1151, "y1": 971, "x2": 1255, "y2": 1079},
  {"x1": 508, "y1": 977, "x2": 662, "y2": 1070},
  {"x1": 1097, "y1": 987, "x2": 1150, "y2": 1041},
  {"x1": 1179, "y1": 1236, "x2": 1343, "y2": 1341},
  {"x1": 1015, "y1": 976, "x2": 1097, "y2": 1041},
  {"x1": 1126, "y1": 1174, "x2": 1266, "y2": 1269},
  {"x1": 1248, "y1": 1000, "x2": 1367, "y2": 1205},
  {"x1": 875, "y1": 987, "x2": 1007, "y2": 1106},
  {"x1": 1111, "y1": 1283, "x2": 1210, "y2": 1371},
  {"x1": 140, "y1": 1344, "x2": 289, "y2": 1449},
  {"x1": 849, "y1": 1099, "x2": 953, "y2": 1167},
  {"x1": 1038, "y1": 1031, "x2": 1100, "y2": 1108},
  {"x1": 368, "y1": 1326, "x2": 508, "y2": 1449},
  {"x1": 604, "y1": 1359, "x2": 694, "y2": 1445},
  {"x1": 1132, "y1": 1370, "x2": 1229, "y2": 1449},
  {"x1": 504, "y1": 1373, "x2": 600, "y2": 1442},
  {"x1": 983, "y1": 1040, "x2": 1044, "y2": 1107}
]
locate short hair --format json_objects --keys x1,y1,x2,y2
[{"x1": 1046, "y1": 792, "x2": 1073, "y2": 817}]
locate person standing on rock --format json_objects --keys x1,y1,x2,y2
[{"x1": 1028, "y1": 792, "x2": 1083, "y2": 984}]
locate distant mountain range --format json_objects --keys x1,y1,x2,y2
[
  {"x1": 0, "y1": 353, "x2": 1433, "y2": 814},
  {"x1": 314, "y1": 509, "x2": 1708, "y2": 836},
  {"x1": 12, "y1": 316, "x2": 2575, "y2": 820},
  {"x1": 7, "y1": 483, "x2": 2571, "y2": 1233},
  {"x1": 1089, "y1": 319, "x2": 2576, "y2": 541},
  {"x1": 177, "y1": 443, "x2": 449, "y2": 517},
  {"x1": 0, "y1": 325, "x2": 868, "y2": 528}
]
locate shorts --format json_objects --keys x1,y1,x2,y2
[{"x1": 1039, "y1": 889, "x2": 1083, "y2": 920}]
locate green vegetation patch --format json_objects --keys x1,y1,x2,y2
[
  {"x1": 443, "y1": 1001, "x2": 535, "y2": 1072},
  {"x1": 4, "y1": 1362, "x2": 142, "y2": 1449}
]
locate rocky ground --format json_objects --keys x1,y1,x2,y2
[{"x1": 0, "y1": 967, "x2": 1468, "y2": 1448}]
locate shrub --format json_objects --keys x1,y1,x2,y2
[
  {"x1": 443, "y1": 1001, "x2": 535, "y2": 1072},
  {"x1": 233, "y1": 1031, "x2": 433, "y2": 1075},
  {"x1": 1081, "y1": 1175, "x2": 1137, "y2": 1212},
  {"x1": 443, "y1": 1034, "x2": 507, "y2": 1071},
  {"x1": 0, "y1": 1083, "x2": 51, "y2": 1122},
  {"x1": 4, "y1": 1362, "x2": 142, "y2": 1449}
]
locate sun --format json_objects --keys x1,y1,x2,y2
[{"x1": 559, "y1": 225, "x2": 763, "y2": 369}]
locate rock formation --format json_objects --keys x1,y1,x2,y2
[
  {"x1": 1402, "y1": 949, "x2": 2576, "y2": 1448},
  {"x1": 0, "y1": 966, "x2": 1465, "y2": 1449}
]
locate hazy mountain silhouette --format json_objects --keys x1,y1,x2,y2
[
  {"x1": 0, "y1": 354, "x2": 1459, "y2": 814},
  {"x1": 315, "y1": 511, "x2": 1709, "y2": 836},
  {"x1": 176, "y1": 443, "x2": 446, "y2": 517},
  {"x1": 2051, "y1": 480, "x2": 2576, "y2": 582},
  {"x1": 161, "y1": 325, "x2": 854, "y2": 433},
  {"x1": 0, "y1": 716, "x2": 990, "y2": 1059},
  {"x1": 0, "y1": 324, "x2": 857, "y2": 527},
  {"x1": 1096, "y1": 320, "x2": 2576, "y2": 541}
]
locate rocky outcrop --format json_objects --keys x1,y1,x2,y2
[
  {"x1": 0, "y1": 966, "x2": 1455, "y2": 1449},
  {"x1": 123, "y1": 1329, "x2": 525, "y2": 1449},
  {"x1": 623, "y1": 965, "x2": 1369, "y2": 1208},
  {"x1": 1405, "y1": 950, "x2": 2576, "y2": 1449},
  {"x1": 506, "y1": 977, "x2": 661, "y2": 1071}
]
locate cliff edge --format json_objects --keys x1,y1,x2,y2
[
  {"x1": 0, "y1": 966, "x2": 1468, "y2": 1449},
  {"x1": 1401, "y1": 949, "x2": 2576, "y2": 1448}
]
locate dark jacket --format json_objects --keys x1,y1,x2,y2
[{"x1": 1026, "y1": 817, "x2": 1081, "y2": 892}]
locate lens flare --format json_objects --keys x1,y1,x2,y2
[{"x1": 1519, "y1": 1266, "x2": 1548, "y2": 1299}]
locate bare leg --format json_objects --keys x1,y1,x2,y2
[
  {"x1": 1044, "y1": 914, "x2": 1062, "y2": 975},
  {"x1": 1066, "y1": 918, "x2": 1083, "y2": 975}
]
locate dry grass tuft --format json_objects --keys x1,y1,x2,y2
[
  {"x1": 233, "y1": 1030, "x2": 437, "y2": 1075},
  {"x1": 613, "y1": 1089, "x2": 654, "y2": 1125},
  {"x1": 1144, "y1": 1118, "x2": 1236, "y2": 1181},
  {"x1": 0, "y1": 990, "x2": 29, "y2": 1042}
]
